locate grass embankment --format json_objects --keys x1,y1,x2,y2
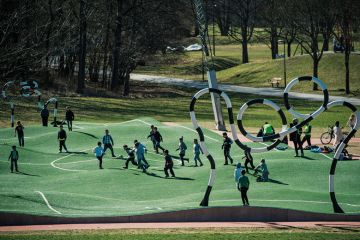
[
  {"x1": 135, "y1": 42, "x2": 360, "y2": 97},
  {"x1": 0, "y1": 228, "x2": 359, "y2": 240}
]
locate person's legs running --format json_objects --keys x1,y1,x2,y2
[
  {"x1": 97, "y1": 156, "x2": 103, "y2": 169},
  {"x1": 169, "y1": 166, "x2": 175, "y2": 177},
  {"x1": 164, "y1": 166, "x2": 169, "y2": 177},
  {"x1": 243, "y1": 188, "x2": 249, "y2": 205},
  {"x1": 240, "y1": 188, "x2": 246, "y2": 205},
  {"x1": 108, "y1": 145, "x2": 116, "y2": 157},
  {"x1": 10, "y1": 160, "x2": 14, "y2": 172},
  {"x1": 306, "y1": 136, "x2": 311, "y2": 146},
  {"x1": 262, "y1": 171, "x2": 269, "y2": 182},
  {"x1": 224, "y1": 150, "x2": 228, "y2": 165},
  {"x1": 293, "y1": 141, "x2": 299, "y2": 156},
  {"x1": 21, "y1": 136, "x2": 24, "y2": 147},
  {"x1": 180, "y1": 154, "x2": 185, "y2": 166},
  {"x1": 103, "y1": 144, "x2": 109, "y2": 153}
]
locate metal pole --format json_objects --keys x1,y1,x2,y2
[{"x1": 283, "y1": 41, "x2": 287, "y2": 87}]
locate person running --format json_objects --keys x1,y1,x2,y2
[
  {"x1": 40, "y1": 105, "x2": 49, "y2": 127},
  {"x1": 242, "y1": 150, "x2": 255, "y2": 173},
  {"x1": 14, "y1": 121, "x2": 25, "y2": 147},
  {"x1": 147, "y1": 125, "x2": 156, "y2": 151},
  {"x1": 122, "y1": 144, "x2": 138, "y2": 169},
  {"x1": 193, "y1": 139, "x2": 203, "y2": 167},
  {"x1": 237, "y1": 170, "x2": 250, "y2": 206},
  {"x1": 93, "y1": 142, "x2": 104, "y2": 169},
  {"x1": 8, "y1": 145, "x2": 19, "y2": 173},
  {"x1": 176, "y1": 136, "x2": 188, "y2": 166},
  {"x1": 301, "y1": 122, "x2": 312, "y2": 147},
  {"x1": 58, "y1": 125, "x2": 68, "y2": 153},
  {"x1": 153, "y1": 127, "x2": 165, "y2": 154},
  {"x1": 102, "y1": 129, "x2": 116, "y2": 157},
  {"x1": 134, "y1": 140, "x2": 149, "y2": 172},
  {"x1": 164, "y1": 150, "x2": 175, "y2": 178},
  {"x1": 333, "y1": 121, "x2": 344, "y2": 148},
  {"x1": 234, "y1": 163, "x2": 243, "y2": 186},
  {"x1": 65, "y1": 106, "x2": 75, "y2": 131},
  {"x1": 254, "y1": 159, "x2": 269, "y2": 182},
  {"x1": 290, "y1": 119, "x2": 304, "y2": 157},
  {"x1": 262, "y1": 122, "x2": 275, "y2": 137},
  {"x1": 222, "y1": 132, "x2": 233, "y2": 165}
]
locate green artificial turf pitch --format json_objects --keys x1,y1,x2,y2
[{"x1": 0, "y1": 118, "x2": 359, "y2": 217}]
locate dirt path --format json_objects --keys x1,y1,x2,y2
[{"x1": 1, "y1": 222, "x2": 359, "y2": 232}]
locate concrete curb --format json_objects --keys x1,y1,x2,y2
[{"x1": 1, "y1": 206, "x2": 360, "y2": 226}]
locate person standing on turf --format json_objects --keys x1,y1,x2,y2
[
  {"x1": 193, "y1": 139, "x2": 203, "y2": 167},
  {"x1": 234, "y1": 163, "x2": 243, "y2": 186},
  {"x1": 93, "y1": 142, "x2": 104, "y2": 169},
  {"x1": 237, "y1": 170, "x2": 250, "y2": 206},
  {"x1": 290, "y1": 119, "x2": 304, "y2": 157},
  {"x1": 134, "y1": 140, "x2": 149, "y2": 172},
  {"x1": 65, "y1": 106, "x2": 75, "y2": 131},
  {"x1": 164, "y1": 150, "x2": 175, "y2": 178},
  {"x1": 40, "y1": 105, "x2": 49, "y2": 127},
  {"x1": 8, "y1": 145, "x2": 19, "y2": 173},
  {"x1": 176, "y1": 136, "x2": 188, "y2": 166},
  {"x1": 14, "y1": 121, "x2": 25, "y2": 147},
  {"x1": 58, "y1": 125, "x2": 68, "y2": 153},
  {"x1": 122, "y1": 144, "x2": 137, "y2": 169},
  {"x1": 333, "y1": 121, "x2": 344, "y2": 148},
  {"x1": 262, "y1": 122, "x2": 275, "y2": 137},
  {"x1": 153, "y1": 127, "x2": 165, "y2": 154},
  {"x1": 222, "y1": 132, "x2": 234, "y2": 165},
  {"x1": 242, "y1": 150, "x2": 255, "y2": 173},
  {"x1": 102, "y1": 129, "x2": 116, "y2": 157},
  {"x1": 147, "y1": 125, "x2": 156, "y2": 151},
  {"x1": 301, "y1": 122, "x2": 312, "y2": 147}
]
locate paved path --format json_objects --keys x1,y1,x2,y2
[
  {"x1": 131, "y1": 74, "x2": 360, "y2": 106},
  {"x1": 1, "y1": 222, "x2": 359, "y2": 232}
]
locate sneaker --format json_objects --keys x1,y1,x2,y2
[
  {"x1": 165, "y1": 175, "x2": 169, "y2": 178},
  {"x1": 123, "y1": 167, "x2": 128, "y2": 169},
  {"x1": 200, "y1": 163, "x2": 203, "y2": 166},
  {"x1": 301, "y1": 154, "x2": 305, "y2": 157},
  {"x1": 194, "y1": 165, "x2": 198, "y2": 167},
  {"x1": 224, "y1": 163, "x2": 228, "y2": 165},
  {"x1": 172, "y1": 175, "x2": 176, "y2": 178},
  {"x1": 294, "y1": 155, "x2": 299, "y2": 157}
]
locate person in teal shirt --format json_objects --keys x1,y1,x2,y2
[
  {"x1": 255, "y1": 159, "x2": 269, "y2": 182},
  {"x1": 237, "y1": 170, "x2": 250, "y2": 206}
]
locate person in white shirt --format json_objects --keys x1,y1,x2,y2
[
  {"x1": 333, "y1": 121, "x2": 344, "y2": 148},
  {"x1": 347, "y1": 113, "x2": 356, "y2": 129},
  {"x1": 93, "y1": 142, "x2": 105, "y2": 169}
]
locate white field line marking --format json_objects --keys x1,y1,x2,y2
[
  {"x1": 176, "y1": 125, "x2": 219, "y2": 142},
  {"x1": 320, "y1": 153, "x2": 333, "y2": 160},
  {"x1": 259, "y1": 142, "x2": 280, "y2": 152},
  {"x1": 35, "y1": 191, "x2": 62, "y2": 215},
  {"x1": 50, "y1": 148, "x2": 92, "y2": 172},
  {"x1": 57, "y1": 159, "x2": 97, "y2": 165}
]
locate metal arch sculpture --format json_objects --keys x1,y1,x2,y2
[
  {"x1": 1, "y1": 80, "x2": 42, "y2": 127},
  {"x1": 190, "y1": 76, "x2": 359, "y2": 213},
  {"x1": 44, "y1": 97, "x2": 59, "y2": 127}
]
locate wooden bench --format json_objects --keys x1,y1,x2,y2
[{"x1": 269, "y1": 77, "x2": 282, "y2": 88}]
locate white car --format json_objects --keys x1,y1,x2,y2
[{"x1": 185, "y1": 44, "x2": 202, "y2": 52}]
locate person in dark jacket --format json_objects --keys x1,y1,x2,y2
[
  {"x1": 58, "y1": 125, "x2": 68, "y2": 153},
  {"x1": 8, "y1": 145, "x2": 19, "y2": 173},
  {"x1": 148, "y1": 127, "x2": 165, "y2": 154},
  {"x1": 14, "y1": 121, "x2": 25, "y2": 147},
  {"x1": 122, "y1": 144, "x2": 138, "y2": 169},
  {"x1": 242, "y1": 150, "x2": 255, "y2": 173},
  {"x1": 289, "y1": 119, "x2": 304, "y2": 157},
  {"x1": 164, "y1": 150, "x2": 175, "y2": 178},
  {"x1": 102, "y1": 129, "x2": 116, "y2": 157},
  {"x1": 237, "y1": 170, "x2": 250, "y2": 206},
  {"x1": 222, "y1": 132, "x2": 234, "y2": 165},
  {"x1": 41, "y1": 105, "x2": 49, "y2": 127},
  {"x1": 65, "y1": 106, "x2": 75, "y2": 131},
  {"x1": 147, "y1": 125, "x2": 156, "y2": 151}
]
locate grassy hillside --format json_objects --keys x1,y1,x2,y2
[{"x1": 135, "y1": 43, "x2": 360, "y2": 97}]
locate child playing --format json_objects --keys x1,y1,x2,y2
[
  {"x1": 237, "y1": 170, "x2": 250, "y2": 206},
  {"x1": 164, "y1": 150, "x2": 175, "y2": 178},
  {"x1": 242, "y1": 150, "x2": 255, "y2": 173},
  {"x1": 8, "y1": 145, "x2": 19, "y2": 173},
  {"x1": 193, "y1": 139, "x2": 203, "y2": 167},
  {"x1": 254, "y1": 158, "x2": 269, "y2": 182},
  {"x1": 14, "y1": 121, "x2": 25, "y2": 147},
  {"x1": 176, "y1": 136, "x2": 188, "y2": 166},
  {"x1": 93, "y1": 142, "x2": 104, "y2": 169},
  {"x1": 222, "y1": 132, "x2": 234, "y2": 165},
  {"x1": 122, "y1": 144, "x2": 138, "y2": 169},
  {"x1": 234, "y1": 163, "x2": 243, "y2": 186},
  {"x1": 134, "y1": 140, "x2": 149, "y2": 172}
]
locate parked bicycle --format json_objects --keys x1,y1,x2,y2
[{"x1": 320, "y1": 125, "x2": 348, "y2": 145}]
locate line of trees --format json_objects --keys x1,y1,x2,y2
[{"x1": 0, "y1": 0, "x2": 359, "y2": 95}]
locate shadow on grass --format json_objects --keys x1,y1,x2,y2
[
  {"x1": 145, "y1": 171, "x2": 194, "y2": 181},
  {"x1": 66, "y1": 151, "x2": 88, "y2": 155},
  {"x1": 73, "y1": 131, "x2": 98, "y2": 139},
  {"x1": 15, "y1": 171, "x2": 40, "y2": 177},
  {"x1": 268, "y1": 178, "x2": 289, "y2": 185}
]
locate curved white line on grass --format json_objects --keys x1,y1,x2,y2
[
  {"x1": 57, "y1": 159, "x2": 97, "y2": 165},
  {"x1": 259, "y1": 142, "x2": 280, "y2": 152},
  {"x1": 35, "y1": 191, "x2": 61, "y2": 215},
  {"x1": 50, "y1": 148, "x2": 92, "y2": 172},
  {"x1": 320, "y1": 153, "x2": 333, "y2": 160}
]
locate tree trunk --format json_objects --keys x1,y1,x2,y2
[
  {"x1": 123, "y1": 72, "x2": 130, "y2": 96},
  {"x1": 345, "y1": 51, "x2": 350, "y2": 94},
  {"x1": 45, "y1": 0, "x2": 54, "y2": 83},
  {"x1": 313, "y1": 58, "x2": 319, "y2": 90},
  {"x1": 270, "y1": 27, "x2": 278, "y2": 59},
  {"x1": 241, "y1": 27, "x2": 249, "y2": 63},
  {"x1": 287, "y1": 41, "x2": 292, "y2": 57},
  {"x1": 111, "y1": 0, "x2": 123, "y2": 91},
  {"x1": 102, "y1": 2, "x2": 111, "y2": 88},
  {"x1": 77, "y1": 0, "x2": 87, "y2": 94}
]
